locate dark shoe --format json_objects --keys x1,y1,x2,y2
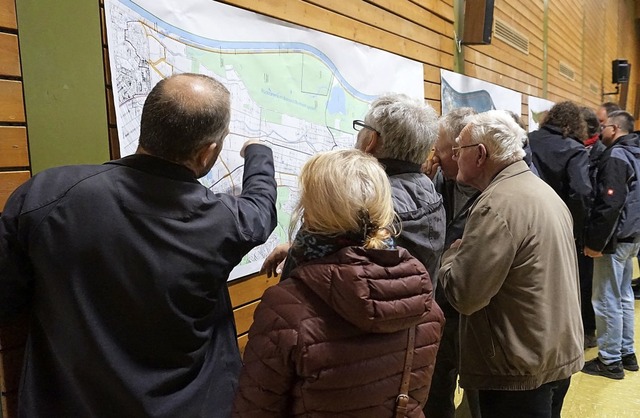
[
  {"x1": 622, "y1": 353, "x2": 639, "y2": 371},
  {"x1": 582, "y1": 358, "x2": 624, "y2": 379},
  {"x1": 584, "y1": 333, "x2": 597, "y2": 349}
]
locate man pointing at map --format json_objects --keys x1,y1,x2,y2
[{"x1": 0, "y1": 73, "x2": 277, "y2": 417}]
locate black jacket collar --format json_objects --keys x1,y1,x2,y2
[
  {"x1": 378, "y1": 158, "x2": 422, "y2": 176},
  {"x1": 105, "y1": 154, "x2": 200, "y2": 184}
]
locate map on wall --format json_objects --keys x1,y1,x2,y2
[
  {"x1": 104, "y1": 0, "x2": 424, "y2": 279},
  {"x1": 440, "y1": 69, "x2": 522, "y2": 116}
]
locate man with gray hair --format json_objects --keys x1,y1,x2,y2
[
  {"x1": 354, "y1": 93, "x2": 446, "y2": 285},
  {"x1": 439, "y1": 110, "x2": 584, "y2": 417}
]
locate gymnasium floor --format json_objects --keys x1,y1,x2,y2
[{"x1": 563, "y1": 300, "x2": 640, "y2": 417}]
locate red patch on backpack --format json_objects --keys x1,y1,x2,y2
[{"x1": 607, "y1": 188, "x2": 615, "y2": 196}]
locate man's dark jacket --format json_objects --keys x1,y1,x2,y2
[
  {"x1": 0, "y1": 144, "x2": 277, "y2": 417},
  {"x1": 529, "y1": 125, "x2": 592, "y2": 240},
  {"x1": 585, "y1": 133, "x2": 640, "y2": 252}
]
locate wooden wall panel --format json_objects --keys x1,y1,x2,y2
[
  {"x1": 229, "y1": 273, "x2": 280, "y2": 357},
  {"x1": 0, "y1": 80, "x2": 25, "y2": 123},
  {"x1": 0, "y1": 126, "x2": 28, "y2": 167},
  {"x1": 0, "y1": 0, "x2": 16, "y2": 30},
  {"x1": 0, "y1": 33, "x2": 20, "y2": 77}
]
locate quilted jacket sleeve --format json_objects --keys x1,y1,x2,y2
[{"x1": 232, "y1": 285, "x2": 299, "y2": 417}]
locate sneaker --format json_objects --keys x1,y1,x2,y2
[
  {"x1": 581, "y1": 358, "x2": 624, "y2": 379},
  {"x1": 622, "y1": 353, "x2": 639, "y2": 371}
]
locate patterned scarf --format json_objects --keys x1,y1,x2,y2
[{"x1": 279, "y1": 229, "x2": 396, "y2": 280}]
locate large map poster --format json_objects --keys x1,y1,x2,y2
[{"x1": 104, "y1": 0, "x2": 424, "y2": 279}]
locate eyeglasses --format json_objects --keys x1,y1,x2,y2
[
  {"x1": 451, "y1": 143, "x2": 481, "y2": 158},
  {"x1": 600, "y1": 124, "x2": 617, "y2": 131},
  {"x1": 353, "y1": 120, "x2": 380, "y2": 135}
]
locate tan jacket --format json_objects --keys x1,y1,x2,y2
[
  {"x1": 439, "y1": 161, "x2": 584, "y2": 390},
  {"x1": 233, "y1": 246, "x2": 444, "y2": 417}
]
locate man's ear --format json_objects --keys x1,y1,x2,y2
[
  {"x1": 198, "y1": 142, "x2": 219, "y2": 169},
  {"x1": 364, "y1": 131, "x2": 379, "y2": 154},
  {"x1": 476, "y1": 143, "x2": 488, "y2": 166}
]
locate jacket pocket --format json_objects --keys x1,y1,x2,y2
[{"x1": 469, "y1": 309, "x2": 495, "y2": 359}]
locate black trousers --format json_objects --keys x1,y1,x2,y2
[
  {"x1": 478, "y1": 377, "x2": 571, "y2": 418},
  {"x1": 424, "y1": 314, "x2": 481, "y2": 418},
  {"x1": 577, "y1": 247, "x2": 596, "y2": 334}
]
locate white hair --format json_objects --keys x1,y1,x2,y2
[
  {"x1": 463, "y1": 110, "x2": 527, "y2": 164},
  {"x1": 364, "y1": 93, "x2": 438, "y2": 164},
  {"x1": 439, "y1": 107, "x2": 477, "y2": 145}
]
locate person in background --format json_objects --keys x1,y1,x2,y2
[
  {"x1": 439, "y1": 110, "x2": 583, "y2": 418},
  {"x1": 578, "y1": 106, "x2": 606, "y2": 348},
  {"x1": 0, "y1": 73, "x2": 278, "y2": 417},
  {"x1": 596, "y1": 102, "x2": 621, "y2": 125},
  {"x1": 582, "y1": 110, "x2": 640, "y2": 379},
  {"x1": 233, "y1": 149, "x2": 444, "y2": 417},
  {"x1": 422, "y1": 107, "x2": 482, "y2": 418},
  {"x1": 529, "y1": 101, "x2": 592, "y2": 243},
  {"x1": 263, "y1": 94, "x2": 446, "y2": 289}
]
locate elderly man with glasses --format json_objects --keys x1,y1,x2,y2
[
  {"x1": 439, "y1": 110, "x2": 584, "y2": 418},
  {"x1": 353, "y1": 93, "x2": 446, "y2": 288}
]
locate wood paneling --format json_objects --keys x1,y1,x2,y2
[
  {"x1": 0, "y1": 80, "x2": 25, "y2": 122},
  {"x1": 233, "y1": 301, "x2": 259, "y2": 335},
  {"x1": 0, "y1": 126, "x2": 28, "y2": 167},
  {"x1": 0, "y1": 0, "x2": 16, "y2": 30},
  {"x1": 229, "y1": 274, "x2": 280, "y2": 308},
  {"x1": 0, "y1": 32, "x2": 20, "y2": 77}
]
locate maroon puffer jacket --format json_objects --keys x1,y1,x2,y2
[{"x1": 232, "y1": 246, "x2": 444, "y2": 417}]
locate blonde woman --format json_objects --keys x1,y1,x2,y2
[{"x1": 232, "y1": 149, "x2": 444, "y2": 417}]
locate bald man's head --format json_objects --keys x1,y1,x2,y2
[{"x1": 138, "y1": 73, "x2": 230, "y2": 164}]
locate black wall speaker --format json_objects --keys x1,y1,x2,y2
[
  {"x1": 612, "y1": 59, "x2": 630, "y2": 84},
  {"x1": 462, "y1": 0, "x2": 495, "y2": 45}
]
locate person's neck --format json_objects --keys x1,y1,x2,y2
[{"x1": 135, "y1": 146, "x2": 198, "y2": 176}]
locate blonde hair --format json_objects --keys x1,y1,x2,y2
[{"x1": 290, "y1": 149, "x2": 396, "y2": 249}]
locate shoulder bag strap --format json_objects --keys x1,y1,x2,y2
[{"x1": 395, "y1": 325, "x2": 417, "y2": 418}]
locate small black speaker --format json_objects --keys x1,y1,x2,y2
[
  {"x1": 612, "y1": 59, "x2": 630, "y2": 84},
  {"x1": 462, "y1": 0, "x2": 495, "y2": 45}
]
